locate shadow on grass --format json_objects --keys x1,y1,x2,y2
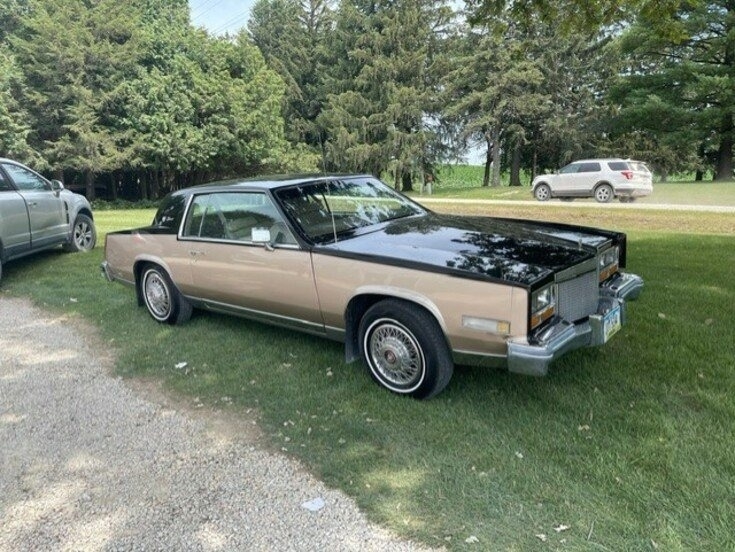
[{"x1": 2, "y1": 234, "x2": 734, "y2": 550}]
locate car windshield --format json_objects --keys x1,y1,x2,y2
[{"x1": 275, "y1": 176, "x2": 426, "y2": 244}]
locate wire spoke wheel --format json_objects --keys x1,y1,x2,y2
[
  {"x1": 143, "y1": 270, "x2": 172, "y2": 320},
  {"x1": 367, "y1": 320, "x2": 424, "y2": 388},
  {"x1": 358, "y1": 299, "x2": 453, "y2": 399}
]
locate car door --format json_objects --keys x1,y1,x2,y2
[
  {"x1": 572, "y1": 162, "x2": 602, "y2": 195},
  {"x1": 0, "y1": 168, "x2": 32, "y2": 259},
  {"x1": 552, "y1": 162, "x2": 582, "y2": 195},
  {"x1": 0, "y1": 162, "x2": 68, "y2": 249},
  {"x1": 180, "y1": 191, "x2": 324, "y2": 332}
]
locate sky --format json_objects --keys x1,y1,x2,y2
[{"x1": 188, "y1": 0, "x2": 255, "y2": 35}]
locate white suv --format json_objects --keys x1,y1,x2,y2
[{"x1": 532, "y1": 159, "x2": 653, "y2": 203}]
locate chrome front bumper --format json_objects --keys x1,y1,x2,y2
[{"x1": 507, "y1": 271, "x2": 643, "y2": 377}]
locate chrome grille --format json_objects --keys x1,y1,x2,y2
[{"x1": 557, "y1": 270, "x2": 598, "y2": 322}]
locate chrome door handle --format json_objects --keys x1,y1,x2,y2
[{"x1": 189, "y1": 250, "x2": 205, "y2": 257}]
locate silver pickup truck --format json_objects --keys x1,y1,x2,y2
[{"x1": 0, "y1": 158, "x2": 96, "y2": 282}]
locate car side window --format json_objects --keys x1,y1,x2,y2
[
  {"x1": 1, "y1": 163, "x2": 50, "y2": 191},
  {"x1": 577, "y1": 163, "x2": 601, "y2": 173},
  {"x1": 0, "y1": 170, "x2": 12, "y2": 192},
  {"x1": 607, "y1": 161, "x2": 628, "y2": 171},
  {"x1": 559, "y1": 164, "x2": 579, "y2": 174},
  {"x1": 182, "y1": 192, "x2": 297, "y2": 245}
]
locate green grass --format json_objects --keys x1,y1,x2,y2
[
  {"x1": 420, "y1": 165, "x2": 735, "y2": 205},
  {"x1": 3, "y1": 207, "x2": 735, "y2": 550}
]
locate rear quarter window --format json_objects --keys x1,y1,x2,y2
[
  {"x1": 153, "y1": 194, "x2": 187, "y2": 230},
  {"x1": 607, "y1": 162, "x2": 629, "y2": 171}
]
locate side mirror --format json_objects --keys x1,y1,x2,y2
[
  {"x1": 251, "y1": 227, "x2": 272, "y2": 244},
  {"x1": 251, "y1": 227, "x2": 275, "y2": 251},
  {"x1": 51, "y1": 179, "x2": 65, "y2": 191}
]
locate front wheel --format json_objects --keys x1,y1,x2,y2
[
  {"x1": 594, "y1": 184, "x2": 614, "y2": 203},
  {"x1": 358, "y1": 300, "x2": 453, "y2": 399},
  {"x1": 534, "y1": 184, "x2": 551, "y2": 201},
  {"x1": 140, "y1": 264, "x2": 192, "y2": 325},
  {"x1": 64, "y1": 214, "x2": 96, "y2": 252}
]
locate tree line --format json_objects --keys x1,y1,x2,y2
[{"x1": 1, "y1": 0, "x2": 732, "y2": 200}]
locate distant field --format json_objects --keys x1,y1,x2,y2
[{"x1": 417, "y1": 165, "x2": 735, "y2": 206}]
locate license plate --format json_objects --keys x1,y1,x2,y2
[{"x1": 603, "y1": 305, "x2": 622, "y2": 342}]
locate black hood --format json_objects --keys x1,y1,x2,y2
[{"x1": 317, "y1": 213, "x2": 618, "y2": 288}]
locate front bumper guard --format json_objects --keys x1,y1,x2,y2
[{"x1": 507, "y1": 271, "x2": 643, "y2": 377}]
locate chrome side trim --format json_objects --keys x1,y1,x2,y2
[
  {"x1": 453, "y1": 350, "x2": 506, "y2": 369},
  {"x1": 325, "y1": 325, "x2": 346, "y2": 342},
  {"x1": 187, "y1": 296, "x2": 327, "y2": 337}
]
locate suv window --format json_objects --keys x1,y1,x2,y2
[
  {"x1": 559, "y1": 164, "x2": 579, "y2": 174},
  {"x1": 577, "y1": 162, "x2": 601, "y2": 173},
  {"x1": 1, "y1": 163, "x2": 50, "y2": 191},
  {"x1": 607, "y1": 161, "x2": 629, "y2": 171}
]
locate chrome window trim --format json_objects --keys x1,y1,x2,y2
[{"x1": 177, "y1": 190, "x2": 300, "y2": 249}]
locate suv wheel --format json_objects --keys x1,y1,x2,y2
[
  {"x1": 534, "y1": 184, "x2": 551, "y2": 201},
  {"x1": 594, "y1": 184, "x2": 614, "y2": 203},
  {"x1": 64, "y1": 214, "x2": 97, "y2": 252}
]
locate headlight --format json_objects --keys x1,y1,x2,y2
[
  {"x1": 599, "y1": 246, "x2": 619, "y2": 282},
  {"x1": 530, "y1": 284, "x2": 556, "y2": 329}
]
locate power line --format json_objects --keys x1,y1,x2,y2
[
  {"x1": 191, "y1": 0, "x2": 230, "y2": 20},
  {"x1": 210, "y1": 10, "x2": 251, "y2": 35},
  {"x1": 190, "y1": 0, "x2": 221, "y2": 18}
]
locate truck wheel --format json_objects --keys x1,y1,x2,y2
[{"x1": 358, "y1": 299, "x2": 453, "y2": 399}]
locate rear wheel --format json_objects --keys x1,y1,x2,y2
[
  {"x1": 594, "y1": 184, "x2": 614, "y2": 203},
  {"x1": 358, "y1": 299, "x2": 453, "y2": 399},
  {"x1": 534, "y1": 183, "x2": 551, "y2": 201},
  {"x1": 140, "y1": 264, "x2": 192, "y2": 325}
]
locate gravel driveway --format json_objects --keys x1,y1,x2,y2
[{"x1": 0, "y1": 297, "x2": 437, "y2": 551}]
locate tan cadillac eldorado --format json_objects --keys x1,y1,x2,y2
[{"x1": 102, "y1": 174, "x2": 643, "y2": 399}]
